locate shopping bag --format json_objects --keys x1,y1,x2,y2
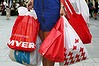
[
  {"x1": 61, "y1": 0, "x2": 92, "y2": 44},
  {"x1": 69, "y1": 0, "x2": 90, "y2": 23},
  {"x1": 62, "y1": 16, "x2": 89, "y2": 65},
  {"x1": 7, "y1": 7, "x2": 40, "y2": 52},
  {"x1": 39, "y1": 17, "x2": 64, "y2": 62},
  {"x1": 9, "y1": 36, "x2": 42, "y2": 66}
]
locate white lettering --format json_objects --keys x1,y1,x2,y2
[
  {"x1": 22, "y1": 42, "x2": 28, "y2": 48},
  {"x1": 8, "y1": 40, "x2": 15, "y2": 46},
  {"x1": 29, "y1": 43, "x2": 35, "y2": 48},
  {"x1": 16, "y1": 41, "x2": 22, "y2": 46},
  {"x1": 8, "y1": 40, "x2": 35, "y2": 49}
]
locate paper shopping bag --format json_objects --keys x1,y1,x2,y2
[
  {"x1": 62, "y1": 16, "x2": 89, "y2": 65},
  {"x1": 61, "y1": 0, "x2": 92, "y2": 44},
  {"x1": 7, "y1": 7, "x2": 39, "y2": 52},
  {"x1": 9, "y1": 36, "x2": 42, "y2": 66},
  {"x1": 39, "y1": 17, "x2": 64, "y2": 62}
]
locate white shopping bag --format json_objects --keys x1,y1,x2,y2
[
  {"x1": 18, "y1": 7, "x2": 37, "y2": 19},
  {"x1": 9, "y1": 36, "x2": 42, "y2": 66},
  {"x1": 62, "y1": 16, "x2": 89, "y2": 65},
  {"x1": 69, "y1": 0, "x2": 89, "y2": 24}
]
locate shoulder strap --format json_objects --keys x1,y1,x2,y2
[{"x1": 61, "y1": 0, "x2": 77, "y2": 16}]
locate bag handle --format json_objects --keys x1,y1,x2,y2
[
  {"x1": 55, "y1": 17, "x2": 64, "y2": 30},
  {"x1": 61, "y1": 0, "x2": 71, "y2": 17},
  {"x1": 61, "y1": 0, "x2": 77, "y2": 17},
  {"x1": 66, "y1": 0, "x2": 77, "y2": 15}
]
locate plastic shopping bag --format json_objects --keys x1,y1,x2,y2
[
  {"x1": 69, "y1": 0, "x2": 90, "y2": 23},
  {"x1": 9, "y1": 36, "x2": 42, "y2": 66},
  {"x1": 62, "y1": 16, "x2": 89, "y2": 65},
  {"x1": 61, "y1": 0, "x2": 92, "y2": 44},
  {"x1": 7, "y1": 7, "x2": 39, "y2": 52},
  {"x1": 39, "y1": 17, "x2": 64, "y2": 62}
]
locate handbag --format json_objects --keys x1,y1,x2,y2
[
  {"x1": 7, "y1": 7, "x2": 40, "y2": 52},
  {"x1": 9, "y1": 36, "x2": 42, "y2": 66},
  {"x1": 63, "y1": 16, "x2": 89, "y2": 65},
  {"x1": 61, "y1": 0, "x2": 92, "y2": 44},
  {"x1": 69, "y1": 0, "x2": 90, "y2": 23},
  {"x1": 39, "y1": 17, "x2": 64, "y2": 62}
]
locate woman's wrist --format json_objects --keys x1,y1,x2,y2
[
  {"x1": 60, "y1": 2, "x2": 64, "y2": 8},
  {"x1": 27, "y1": 0, "x2": 34, "y2": 10},
  {"x1": 30, "y1": 0, "x2": 34, "y2": 6},
  {"x1": 30, "y1": 0, "x2": 33, "y2": 2},
  {"x1": 61, "y1": 4, "x2": 64, "y2": 8},
  {"x1": 60, "y1": 3, "x2": 66, "y2": 16}
]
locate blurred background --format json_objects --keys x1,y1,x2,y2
[
  {"x1": 0, "y1": 0, "x2": 28, "y2": 16},
  {"x1": 0, "y1": 0, "x2": 99, "y2": 16}
]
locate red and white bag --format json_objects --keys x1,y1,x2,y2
[
  {"x1": 7, "y1": 7, "x2": 39, "y2": 52},
  {"x1": 9, "y1": 36, "x2": 42, "y2": 66},
  {"x1": 63, "y1": 16, "x2": 89, "y2": 65},
  {"x1": 61, "y1": 0, "x2": 92, "y2": 44},
  {"x1": 69, "y1": 0, "x2": 90, "y2": 23}
]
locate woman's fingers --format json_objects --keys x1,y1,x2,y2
[
  {"x1": 27, "y1": 1, "x2": 33, "y2": 10},
  {"x1": 60, "y1": 7, "x2": 66, "y2": 16}
]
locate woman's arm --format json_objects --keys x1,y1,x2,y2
[
  {"x1": 27, "y1": 0, "x2": 34, "y2": 10},
  {"x1": 60, "y1": 2, "x2": 66, "y2": 16}
]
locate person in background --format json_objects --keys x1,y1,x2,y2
[
  {"x1": 1, "y1": 2, "x2": 6, "y2": 15},
  {"x1": 85, "y1": 0, "x2": 88, "y2": 3},
  {"x1": 88, "y1": 0, "x2": 94, "y2": 18},
  {"x1": 27, "y1": 0, "x2": 66, "y2": 66},
  {"x1": 6, "y1": 5, "x2": 10, "y2": 20},
  {"x1": 93, "y1": 0, "x2": 98, "y2": 20}
]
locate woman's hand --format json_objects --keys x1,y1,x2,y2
[
  {"x1": 60, "y1": 5, "x2": 66, "y2": 16},
  {"x1": 27, "y1": 0, "x2": 34, "y2": 10}
]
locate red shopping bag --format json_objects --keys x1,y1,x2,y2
[
  {"x1": 7, "y1": 15, "x2": 39, "y2": 52},
  {"x1": 39, "y1": 17, "x2": 64, "y2": 62},
  {"x1": 63, "y1": 16, "x2": 89, "y2": 65},
  {"x1": 61, "y1": 0, "x2": 92, "y2": 44}
]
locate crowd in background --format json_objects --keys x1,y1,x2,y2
[
  {"x1": 87, "y1": 0, "x2": 98, "y2": 20},
  {"x1": 0, "y1": 1, "x2": 27, "y2": 16},
  {"x1": 0, "y1": 0, "x2": 99, "y2": 20}
]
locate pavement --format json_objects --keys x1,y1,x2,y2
[{"x1": 0, "y1": 13, "x2": 99, "y2": 66}]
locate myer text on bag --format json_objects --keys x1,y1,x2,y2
[{"x1": 8, "y1": 40, "x2": 36, "y2": 48}]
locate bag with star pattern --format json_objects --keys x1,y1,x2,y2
[{"x1": 63, "y1": 16, "x2": 89, "y2": 65}]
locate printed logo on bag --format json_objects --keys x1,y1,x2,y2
[
  {"x1": 79, "y1": 47, "x2": 84, "y2": 52},
  {"x1": 68, "y1": 52, "x2": 73, "y2": 56},
  {"x1": 8, "y1": 40, "x2": 36, "y2": 48},
  {"x1": 75, "y1": 38, "x2": 79, "y2": 43},
  {"x1": 14, "y1": 51, "x2": 30, "y2": 64},
  {"x1": 73, "y1": 45, "x2": 77, "y2": 50},
  {"x1": 64, "y1": 47, "x2": 88, "y2": 65}
]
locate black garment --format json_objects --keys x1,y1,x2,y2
[
  {"x1": 94, "y1": 1, "x2": 98, "y2": 13},
  {"x1": 88, "y1": 2, "x2": 93, "y2": 10},
  {"x1": 88, "y1": 2, "x2": 93, "y2": 17}
]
